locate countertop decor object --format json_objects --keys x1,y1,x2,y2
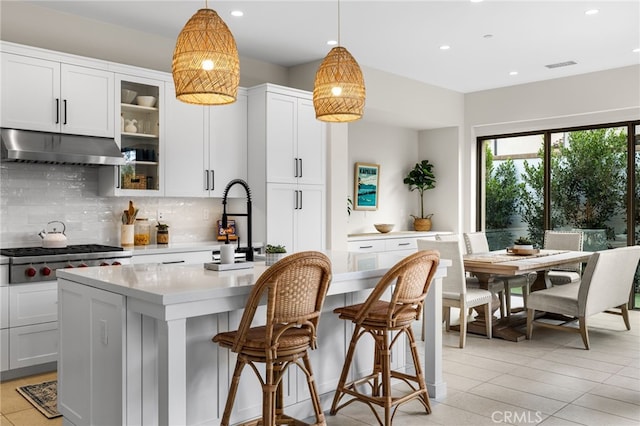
[
  {"x1": 264, "y1": 244, "x2": 287, "y2": 266},
  {"x1": 172, "y1": 6, "x2": 239, "y2": 105},
  {"x1": 404, "y1": 159, "x2": 436, "y2": 231},
  {"x1": 374, "y1": 223, "x2": 394, "y2": 233},
  {"x1": 313, "y1": 0, "x2": 365, "y2": 122}
]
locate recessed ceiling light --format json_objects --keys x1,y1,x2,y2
[
  {"x1": 230, "y1": 10, "x2": 243, "y2": 17},
  {"x1": 470, "y1": 0, "x2": 484, "y2": 3},
  {"x1": 509, "y1": 71, "x2": 519, "y2": 76},
  {"x1": 440, "y1": 45, "x2": 451, "y2": 50},
  {"x1": 634, "y1": 48, "x2": 640, "y2": 53},
  {"x1": 585, "y1": 9, "x2": 599, "y2": 16},
  {"x1": 327, "y1": 40, "x2": 338, "y2": 46}
]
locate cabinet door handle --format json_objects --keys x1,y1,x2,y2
[
  {"x1": 55, "y1": 98, "x2": 60, "y2": 124},
  {"x1": 293, "y1": 158, "x2": 298, "y2": 178},
  {"x1": 116, "y1": 166, "x2": 121, "y2": 189},
  {"x1": 63, "y1": 99, "x2": 67, "y2": 125},
  {"x1": 204, "y1": 170, "x2": 209, "y2": 190},
  {"x1": 210, "y1": 170, "x2": 215, "y2": 191},
  {"x1": 293, "y1": 190, "x2": 298, "y2": 209},
  {"x1": 298, "y1": 190, "x2": 302, "y2": 209},
  {"x1": 298, "y1": 158, "x2": 302, "y2": 178}
]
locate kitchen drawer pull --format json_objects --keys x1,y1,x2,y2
[
  {"x1": 359, "y1": 245, "x2": 374, "y2": 249},
  {"x1": 55, "y1": 98, "x2": 60, "y2": 124},
  {"x1": 63, "y1": 99, "x2": 67, "y2": 125},
  {"x1": 162, "y1": 260, "x2": 185, "y2": 264},
  {"x1": 398, "y1": 242, "x2": 411, "y2": 246}
]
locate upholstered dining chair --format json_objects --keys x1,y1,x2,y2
[
  {"x1": 463, "y1": 232, "x2": 530, "y2": 318},
  {"x1": 330, "y1": 250, "x2": 440, "y2": 426},
  {"x1": 526, "y1": 245, "x2": 640, "y2": 350},
  {"x1": 418, "y1": 238, "x2": 492, "y2": 348},
  {"x1": 543, "y1": 230, "x2": 584, "y2": 285},
  {"x1": 212, "y1": 251, "x2": 332, "y2": 426}
]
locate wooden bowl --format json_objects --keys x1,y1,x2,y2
[{"x1": 374, "y1": 224, "x2": 394, "y2": 233}]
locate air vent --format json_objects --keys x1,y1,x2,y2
[{"x1": 545, "y1": 61, "x2": 577, "y2": 69}]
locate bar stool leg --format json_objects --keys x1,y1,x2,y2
[
  {"x1": 302, "y1": 353, "x2": 326, "y2": 425},
  {"x1": 221, "y1": 357, "x2": 247, "y2": 426},
  {"x1": 330, "y1": 325, "x2": 362, "y2": 414}
]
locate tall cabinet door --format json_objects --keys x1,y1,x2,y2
[
  {"x1": 209, "y1": 91, "x2": 248, "y2": 197},
  {"x1": 296, "y1": 99, "x2": 325, "y2": 186},
  {"x1": 265, "y1": 93, "x2": 297, "y2": 184},
  {"x1": 164, "y1": 81, "x2": 208, "y2": 197},
  {"x1": 1, "y1": 53, "x2": 60, "y2": 132}
]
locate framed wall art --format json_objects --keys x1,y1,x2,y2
[{"x1": 354, "y1": 162, "x2": 380, "y2": 210}]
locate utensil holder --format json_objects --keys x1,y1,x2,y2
[{"x1": 121, "y1": 224, "x2": 134, "y2": 246}]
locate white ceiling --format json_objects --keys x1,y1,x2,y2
[{"x1": 25, "y1": 0, "x2": 640, "y2": 93}]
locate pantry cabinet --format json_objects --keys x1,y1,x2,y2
[
  {"x1": 248, "y1": 84, "x2": 327, "y2": 252},
  {"x1": 164, "y1": 82, "x2": 248, "y2": 198},
  {"x1": 1, "y1": 51, "x2": 114, "y2": 137}
]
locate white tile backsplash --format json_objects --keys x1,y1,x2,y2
[{"x1": 0, "y1": 162, "x2": 242, "y2": 247}]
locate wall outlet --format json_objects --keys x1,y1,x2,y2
[
  {"x1": 203, "y1": 209, "x2": 210, "y2": 221},
  {"x1": 157, "y1": 210, "x2": 165, "y2": 221}
]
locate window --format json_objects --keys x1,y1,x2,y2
[{"x1": 478, "y1": 121, "x2": 640, "y2": 309}]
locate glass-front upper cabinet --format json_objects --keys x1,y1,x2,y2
[{"x1": 99, "y1": 73, "x2": 163, "y2": 196}]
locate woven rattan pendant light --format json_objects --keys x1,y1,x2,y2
[
  {"x1": 313, "y1": 0, "x2": 365, "y2": 122},
  {"x1": 172, "y1": 2, "x2": 239, "y2": 105}
]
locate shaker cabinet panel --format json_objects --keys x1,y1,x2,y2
[
  {"x1": 0, "y1": 53, "x2": 114, "y2": 137},
  {"x1": 265, "y1": 93, "x2": 297, "y2": 184},
  {"x1": 295, "y1": 98, "x2": 325, "y2": 186}
]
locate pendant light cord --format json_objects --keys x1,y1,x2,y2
[{"x1": 337, "y1": 0, "x2": 341, "y2": 46}]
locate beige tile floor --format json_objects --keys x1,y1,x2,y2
[{"x1": 1, "y1": 303, "x2": 638, "y2": 425}]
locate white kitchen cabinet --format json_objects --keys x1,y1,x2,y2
[
  {"x1": 99, "y1": 74, "x2": 164, "y2": 196},
  {"x1": 1, "y1": 52, "x2": 114, "y2": 137},
  {"x1": 9, "y1": 282, "x2": 57, "y2": 327},
  {"x1": 0, "y1": 285, "x2": 8, "y2": 330},
  {"x1": 9, "y1": 321, "x2": 58, "y2": 369},
  {"x1": 347, "y1": 232, "x2": 444, "y2": 255},
  {"x1": 265, "y1": 183, "x2": 325, "y2": 252},
  {"x1": 0, "y1": 329, "x2": 8, "y2": 372},
  {"x1": 248, "y1": 84, "x2": 326, "y2": 251},
  {"x1": 164, "y1": 82, "x2": 248, "y2": 198},
  {"x1": 58, "y1": 279, "x2": 125, "y2": 426}
]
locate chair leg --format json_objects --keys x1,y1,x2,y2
[
  {"x1": 504, "y1": 285, "x2": 512, "y2": 318},
  {"x1": 330, "y1": 325, "x2": 361, "y2": 415},
  {"x1": 459, "y1": 305, "x2": 467, "y2": 348},
  {"x1": 526, "y1": 309, "x2": 535, "y2": 339},
  {"x1": 302, "y1": 352, "x2": 326, "y2": 425},
  {"x1": 381, "y1": 331, "x2": 393, "y2": 425},
  {"x1": 483, "y1": 303, "x2": 492, "y2": 340},
  {"x1": 498, "y1": 290, "x2": 506, "y2": 318},
  {"x1": 221, "y1": 356, "x2": 247, "y2": 426},
  {"x1": 579, "y1": 316, "x2": 590, "y2": 350},
  {"x1": 263, "y1": 360, "x2": 276, "y2": 426},
  {"x1": 620, "y1": 304, "x2": 631, "y2": 330},
  {"x1": 406, "y1": 326, "x2": 431, "y2": 414},
  {"x1": 443, "y1": 307, "x2": 451, "y2": 332}
]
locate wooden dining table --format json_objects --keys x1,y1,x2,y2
[{"x1": 462, "y1": 249, "x2": 593, "y2": 342}]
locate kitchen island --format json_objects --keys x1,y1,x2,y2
[{"x1": 56, "y1": 250, "x2": 449, "y2": 425}]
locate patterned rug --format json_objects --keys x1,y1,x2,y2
[{"x1": 16, "y1": 380, "x2": 61, "y2": 419}]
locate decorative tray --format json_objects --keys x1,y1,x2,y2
[
  {"x1": 506, "y1": 247, "x2": 540, "y2": 256},
  {"x1": 204, "y1": 261, "x2": 254, "y2": 271}
]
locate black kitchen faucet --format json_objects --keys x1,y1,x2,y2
[{"x1": 221, "y1": 179, "x2": 254, "y2": 261}]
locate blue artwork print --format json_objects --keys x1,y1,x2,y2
[{"x1": 355, "y1": 163, "x2": 379, "y2": 210}]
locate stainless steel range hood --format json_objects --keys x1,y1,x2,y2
[{"x1": 1, "y1": 128, "x2": 125, "y2": 166}]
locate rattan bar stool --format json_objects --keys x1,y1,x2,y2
[
  {"x1": 329, "y1": 250, "x2": 440, "y2": 426},
  {"x1": 213, "y1": 251, "x2": 332, "y2": 426}
]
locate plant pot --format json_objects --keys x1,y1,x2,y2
[
  {"x1": 413, "y1": 217, "x2": 432, "y2": 231},
  {"x1": 265, "y1": 253, "x2": 287, "y2": 266}
]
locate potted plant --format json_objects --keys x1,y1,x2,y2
[
  {"x1": 265, "y1": 244, "x2": 287, "y2": 266},
  {"x1": 403, "y1": 160, "x2": 436, "y2": 231},
  {"x1": 513, "y1": 236, "x2": 533, "y2": 250}
]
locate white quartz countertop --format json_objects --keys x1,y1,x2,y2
[{"x1": 56, "y1": 250, "x2": 450, "y2": 307}]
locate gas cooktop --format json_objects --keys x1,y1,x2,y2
[{"x1": 1, "y1": 244, "x2": 124, "y2": 257}]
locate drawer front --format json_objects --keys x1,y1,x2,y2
[
  {"x1": 347, "y1": 240, "x2": 386, "y2": 253},
  {"x1": 384, "y1": 238, "x2": 417, "y2": 251},
  {"x1": 9, "y1": 322, "x2": 58, "y2": 369},
  {"x1": 9, "y1": 282, "x2": 58, "y2": 327}
]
